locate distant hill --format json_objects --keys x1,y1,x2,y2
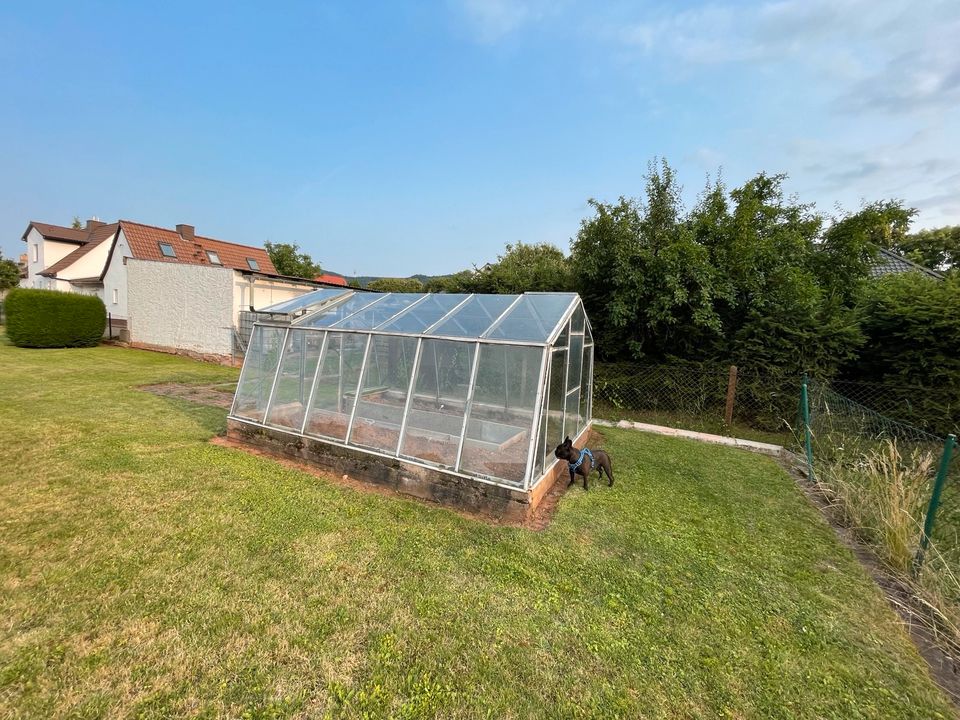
[{"x1": 340, "y1": 273, "x2": 443, "y2": 289}]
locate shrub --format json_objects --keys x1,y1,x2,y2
[
  {"x1": 4, "y1": 288, "x2": 106, "y2": 348},
  {"x1": 849, "y1": 273, "x2": 960, "y2": 435}
]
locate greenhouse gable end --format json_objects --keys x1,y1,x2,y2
[{"x1": 227, "y1": 289, "x2": 594, "y2": 520}]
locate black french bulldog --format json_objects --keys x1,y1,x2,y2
[{"x1": 554, "y1": 436, "x2": 614, "y2": 490}]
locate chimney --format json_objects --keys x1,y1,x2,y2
[
  {"x1": 176, "y1": 224, "x2": 195, "y2": 243},
  {"x1": 85, "y1": 217, "x2": 105, "y2": 231}
]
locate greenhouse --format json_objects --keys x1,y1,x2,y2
[{"x1": 228, "y1": 289, "x2": 594, "y2": 504}]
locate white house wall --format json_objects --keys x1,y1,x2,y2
[
  {"x1": 231, "y1": 275, "x2": 318, "y2": 324},
  {"x1": 102, "y1": 228, "x2": 132, "y2": 319},
  {"x1": 57, "y1": 234, "x2": 112, "y2": 281},
  {"x1": 127, "y1": 258, "x2": 234, "y2": 356},
  {"x1": 23, "y1": 229, "x2": 77, "y2": 289}
]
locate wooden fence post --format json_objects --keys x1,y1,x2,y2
[{"x1": 724, "y1": 365, "x2": 738, "y2": 426}]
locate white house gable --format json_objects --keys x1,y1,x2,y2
[
  {"x1": 56, "y1": 233, "x2": 113, "y2": 281},
  {"x1": 103, "y1": 228, "x2": 133, "y2": 319},
  {"x1": 23, "y1": 228, "x2": 79, "y2": 289}
]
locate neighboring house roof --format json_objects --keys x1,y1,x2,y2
[
  {"x1": 118, "y1": 221, "x2": 277, "y2": 273},
  {"x1": 22, "y1": 221, "x2": 91, "y2": 245},
  {"x1": 34, "y1": 218, "x2": 278, "y2": 279},
  {"x1": 868, "y1": 247, "x2": 944, "y2": 281},
  {"x1": 194, "y1": 234, "x2": 277, "y2": 273},
  {"x1": 314, "y1": 273, "x2": 348, "y2": 286},
  {"x1": 39, "y1": 223, "x2": 119, "y2": 278}
]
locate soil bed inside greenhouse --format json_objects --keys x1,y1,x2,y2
[{"x1": 264, "y1": 404, "x2": 531, "y2": 485}]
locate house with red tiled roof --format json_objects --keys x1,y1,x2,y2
[{"x1": 21, "y1": 218, "x2": 335, "y2": 361}]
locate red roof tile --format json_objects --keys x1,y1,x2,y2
[
  {"x1": 118, "y1": 221, "x2": 276, "y2": 274},
  {"x1": 30, "y1": 217, "x2": 278, "y2": 279},
  {"x1": 195, "y1": 235, "x2": 277, "y2": 274}
]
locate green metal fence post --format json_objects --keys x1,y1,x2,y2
[
  {"x1": 800, "y1": 374, "x2": 815, "y2": 482},
  {"x1": 914, "y1": 433, "x2": 957, "y2": 574}
]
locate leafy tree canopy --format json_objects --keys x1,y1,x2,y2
[
  {"x1": 423, "y1": 270, "x2": 476, "y2": 293},
  {"x1": 570, "y1": 159, "x2": 886, "y2": 378},
  {"x1": 424, "y1": 242, "x2": 573, "y2": 294},
  {"x1": 366, "y1": 277, "x2": 424, "y2": 293},
  {"x1": 0, "y1": 252, "x2": 21, "y2": 291},
  {"x1": 893, "y1": 225, "x2": 960, "y2": 272},
  {"x1": 850, "y1": 272, "x2": 960, "y2": 434},
  {"x1": 264, "y1": 242, "x2": 322, "y2": 279},
  {"x1": 474, "y1": 242, "x2": 573, "y2": 294}
]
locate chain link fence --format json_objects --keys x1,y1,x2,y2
[
  {"x1": 592, "y1": 362, "x2": 799, "y2": 444},
  {"x1": 829, "y1": 378, "x2": 958, "y2": 438}
]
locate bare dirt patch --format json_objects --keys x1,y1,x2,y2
[{"x1": 139, "y1": 382, "x2": 235, "y2": 409}]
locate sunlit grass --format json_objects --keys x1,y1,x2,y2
[{"x1": 0, "y1": 336, "x2": 952, "y2": 718}]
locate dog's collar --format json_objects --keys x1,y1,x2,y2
[{"x1": 568, "y1": 447, "x2": 593, "y2": 471}]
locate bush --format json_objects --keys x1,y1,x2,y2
[
  {"x1": 4, "y1": 288, "x2": 106, "y2": 348},
  {"x1": 848, "y1": 273, "x2": 960, "y2": 435}
]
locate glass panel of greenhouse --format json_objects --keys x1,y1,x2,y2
[{"x1": 230, "y1": 291, "x2": 594, "y2": 491}]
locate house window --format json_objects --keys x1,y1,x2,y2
[
  {"x1": 112, "y1": 288, "x2": 119, "y2": 305},
  {"x1": 246, "y1": 258, "x2": 260, "y2": 271},
  {"x1": 32, "y1": 244, "x2": 39, "y2": 263},
  {"x1": 159, "y1": 242, "x2": 177, "y2": 258},
  {"x1": 206, "y1": 250, "x2": 222, "y2": 265}
]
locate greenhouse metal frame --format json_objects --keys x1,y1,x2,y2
[{"x1": 229, "y1": 289, "x2": 594, "y2": 493}]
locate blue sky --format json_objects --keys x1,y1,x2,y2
[{"x1": 1, "y1": 1, "x2": 958, "y2": 277}]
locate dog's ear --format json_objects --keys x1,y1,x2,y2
[{"x1": 563, "y1": 436, "x2": 572, "y2": 447}]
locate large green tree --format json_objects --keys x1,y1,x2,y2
[
  {"x1": 572, "y1": 161, "x2": 719, "y2": 359},
  {"x1": 893, "y1": 225, "x2": 960, "y2": 272},
  {"x1": 0, "y1": 252, "x2": 21, "y2": 291},
  {"x1": 473, "y1": 242, "x2": 573, "y2": 294},
  {"x1": 264, "y1": 242, "x2": 322, "y2": 278},
  {"x1": 816, "y1": 201, "x2": 916, "y2": 306},
  {"x1": 571, "y1": 161, "x2": 872, "y2": 378},
  {"x1": 422, "y1": 242, "x2": 573, "y2": 294}
]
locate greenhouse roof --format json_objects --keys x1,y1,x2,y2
[{"x1": 259, "y1": 290, "x2": 584, "y2": 344}]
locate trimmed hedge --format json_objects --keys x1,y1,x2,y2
[{"x1": 4, "y1": 288, "x2": 106, "y2": 348}]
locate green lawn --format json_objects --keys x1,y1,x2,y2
[{"x1": 0, "y1": 337, "x2": 953, "y2": 719}]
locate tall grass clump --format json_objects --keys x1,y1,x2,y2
[
  {"x1": 816, "y1": 439, "x2": 933, "y2": 572},
  {"x1": 815, "y1": 437, "x2": 960, "y2": 639}
]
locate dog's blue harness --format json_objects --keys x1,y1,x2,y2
[{"x1": 568, "y1": 447, "x2": 593, "y2": 472}]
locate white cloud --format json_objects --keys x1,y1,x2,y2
[
  {"x1": 786, "y1": 131, "x2": 960, "y2": 227},
  {"x1": 614, "y1": 0, "x2": 960, "y2": 226},
  {"x1": 620, "y1": 0, "x2": 960, "y2": 114},
  {"x1": 456, "y1": 0, "x2": 550, "y2": 43}
]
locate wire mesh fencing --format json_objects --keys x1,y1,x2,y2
[
  {"x1": 592, "y1": 362, "x2": 798, "y2": 444},
  {"x1": 800, "y1": 378, "x2": 960, "y2": 632},
  {"x1": 829, "y1": 378, "x2": 958, "y2": 438}
]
